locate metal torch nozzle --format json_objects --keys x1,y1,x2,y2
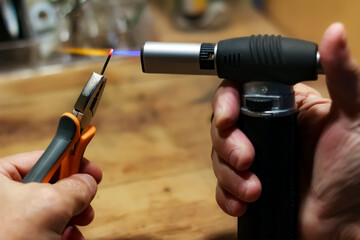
[{"x1": 141, "y1": 42, "x2": 217, "y2": 75}]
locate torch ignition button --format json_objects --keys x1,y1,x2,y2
[{"x1": 245, "y1": 97, "x2": 273, "y2": 111}]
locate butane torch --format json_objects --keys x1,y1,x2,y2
[{"x1": 140, "y1": 35, "x2": 323, "y2": 239}]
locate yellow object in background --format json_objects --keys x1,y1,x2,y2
[
  {"x1": 182, "y1": 0, "x2": 208, "y2": 16},
  {"x1": 57, "y1": 47, "x2": 109, "y2": 56},
  {"x1": 166, "y1": 0, "x2": 233, "y2": 30}
]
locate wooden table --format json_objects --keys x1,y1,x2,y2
[{"x1": 0, "y1": 3, "x2": 327, "y2": 239}]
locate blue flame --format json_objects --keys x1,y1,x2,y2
[{"x1": 113, "y1": 50, "x2": 140, "y2": 56}]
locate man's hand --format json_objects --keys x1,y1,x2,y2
[
  {"x1": 211, "y1": 23, "x2": 360, "y2": 239},
  {"x1": 0, "y1": 151, "x2": 102, "y2": 240}
]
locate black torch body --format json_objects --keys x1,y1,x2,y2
[{"x1": 141, "y1": 35, "x2": 322, "y2": 240}]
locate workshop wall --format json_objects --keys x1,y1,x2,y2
[{"x1": 265, "y1": 0, "x2": 360, "y2": 62}]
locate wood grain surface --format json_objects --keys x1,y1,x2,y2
[
  {"x1": 0, "y1": 3, "x2": 328, "y2": 239},
  {"x1": 266, "y1": 0, "x2": 360, "y2": 63}
]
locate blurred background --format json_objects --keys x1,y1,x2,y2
[
  {"x1": 1, "y1": 0, "x2": 359, "y2": 76},
  {"x1": 0, "y1": 1, "x2": 358, "y2": 239},
  {"x1": 0, "y1": 0, "x2": 152, "y2": 73}
]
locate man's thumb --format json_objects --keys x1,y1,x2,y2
[
  {"x1": 54, "y1": 174, "x2": 97, "y2": 217},
  {"x1": 320, "y1": 23, "x2": 360, "y2": 117}
]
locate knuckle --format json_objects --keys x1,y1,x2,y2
[
  {"x1": 215, "y1": 185, "x2": 229, "y2": 213},
  {"x1": 213, "y1": 167, "x2": 225, "y2": 185},
  {"x1": 211, "y1": 148, "x2": 222, "y2": 166},
  {"x1": 210, "y1": 147, "x2": 216, "y2": 160},
  {"x1": 234, "y1": 149, "x2": 254, "y2": 171},
  {"x1": 60, "y1": 176, "x2": 94, "y2": 211},
  {"x1": 212, "y1": 140, "x2": 228, "y2": 159},
  {"x1": 227, "y1": 148, "x2": 239, "y2": 167},
  {"x1": 238, "y1": 177, "x2": 261, "y2": 203},
  {"x1": 40, "y1": 186, "x2": 62, "y2": 204},
  {"x1": 235, "y1": 180, "x2": 248, "y2": 201},
  {"x1": 211, "y1": 152, "x2": 223, "y2": 181},
  {"x1": 71, "y1": 178, "x2": 92, "y2": 207},
  {"x1": 38, "y1": 186, "x2": 71, "y2": 217}
]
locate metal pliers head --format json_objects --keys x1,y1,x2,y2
[{"x1": 73, "y1": 72, "x2": 107, "y2": 132}]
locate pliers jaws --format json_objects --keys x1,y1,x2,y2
[{"x1": 73, "y1": 72, "x2": 107, "y2": 132}]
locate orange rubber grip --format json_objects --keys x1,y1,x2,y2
[{"x1": 59, "y1": 124, "x2": 96, "y2": 179}]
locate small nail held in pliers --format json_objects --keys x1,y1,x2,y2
[{"x1": 101, "y1": 49, "x2": 114, "y2": 75}]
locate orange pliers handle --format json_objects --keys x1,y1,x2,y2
[
  {"x1": 22, "y1": 113, "x2": 95, "y2": 183},
  {"x1": 59, "y1": 116, "x2": 96, "y2": 180}
]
